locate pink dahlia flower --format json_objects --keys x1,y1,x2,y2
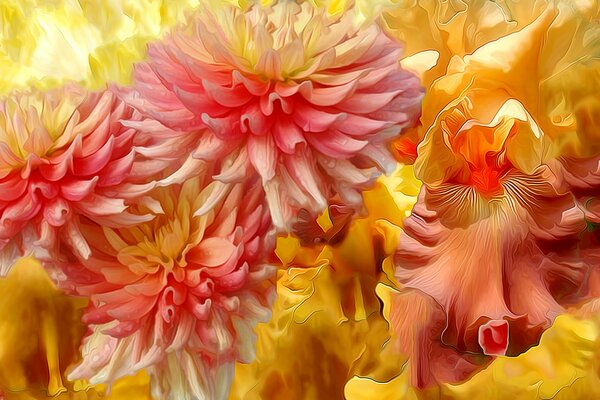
[
  {"x1": 65, "y1": 172, "x2": 275, "y2": 400},
  {"x1": 0, "y1": 85, "x2": 157, "y2": 274},
  {"x1": 121, "y1": 1, "x2": 423, "y2": 230}
]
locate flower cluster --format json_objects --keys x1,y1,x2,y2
[
  {"x1": 0, "y1": 1, "x2": 421, "y2": 399},
  {"x1": 2, "y1": 0, "x2": 600, "y2": 399}
]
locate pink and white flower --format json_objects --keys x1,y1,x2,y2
[
  {"x1": 0, "y1": 84, "x2": 157, "y2": 273},
  {"x1": 65, "y1": 171, "x2": 275, "y2": 400},
  {"x1": 121, "y1": 1, "x2": 423, "y2": 230}
]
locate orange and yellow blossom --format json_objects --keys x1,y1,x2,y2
[{"x1": 374, "y1": 0, "x2": 600, "y2": 391}]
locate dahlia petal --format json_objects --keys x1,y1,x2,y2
[
  {"x1": 103, "y1": 182, "x2": 157, "y2": 200},
  {"x1": 102, "y1": 320, "x2": 142, "y2": 338},
  {"x1": 292, "y1": 104, "x2": 345, "y2": 132},
  {"x1": 357, "y1": 62, "x2": 404, "y2": 90},
  {"x1": 0, "y1": 142, "x2": 23, "y2": 169},
  {"x1": 260, "y1": 92, "x2": 292, "y2": 116},
  {"x1": 189, "y1": 237, "x2": 237, "y2": 268},
  {"x1": 100, "y1": 265, "x2": 142, "y2": 285},
  {"x1": 64, "y1": 220, "x2": 91, "y2": 260},
  {"x1": 212, "y1": 149, "x2": 250, "y2": 183},
  {"x1": 165, "y1": 312, "x2": 195, "y2": 352},
  {"x1": 1, "y1": 191, "x2": 40, "y2": 223},
  {"x1": 310, "y1": 68, "x2": 370, "y2": 87},
  {"x1": 76, "y1": 194, "x2": 128, "y2": 217},
  {"x1": 105, "y1": 294, "x2": 157, "y2": 321},
  {"x1": 125, "y1": 274, "x2": 167, "y2": 297},
  {"x1": 361, "y1": 143, "x2": 398, "y2": 174},
  {"x1": 216, "y1": 262, "x2": 249, "y2": 292},
  {"x1": 72, "y1": 135, "x2": 116, "y2": 176},
  {"x1": 283, "y1": 152, "x2": 327, "y2": 208},
  {"x1": 201, "y1": 79, "x2": 253, "y2": 108},
  {"x1": 79, "y1": 111, "x2": 112, "y2": 155},
  {"x1": 157, "y1": 156, "x2": 206, "y2": 187},
  {"x1": 67, "y1": 329, "x2": 120, "y2": 382},
  {"x1": 193, "y1": 181, "x2": 231, "y2": 218},
  {"x1": 336, "y1": 89, "x2": 407, "y2": 114},
  {"x1": 96, "y1": 150, "x2": 134, "y2": 187},
  {"x1": 306, "y1": 130, "x2": 368, "y2": 158},
  {"x1": 60, "y1": 177, "x2": 99, "y2": 201},
  {"x1": 146, "y1": 43, "x2": 202, "y2": 89},
  {"x1": 121, "y1": 119, "x2": 179, "y2": 139},
  {"x1": 173, "y1": 84, "x2": 228, "y2": 119},
  {"x1": 83, "y1": 306, "x2": 116, "y2": 326},
  {"x1": 71, "y1": 92, "x2": 115, "y2": 140},
  {"x1": 43, "y1": 198, "x2": 71, "y2": 227},
  {"x1": 298, "y1": 79, "x2": 359, "y2": 106},
  {"x1": 248, "y1": 134, "x2": 277, "y2": 182},
  {"x1": 38, "y1": 154, "x2": 72, "y2": 183},
  {"x1": 0, "y1": 241, "x2": 21, "y2": 276},
  {"x1": 201, "y1": 113, "x2": 242, "y2": 140},
  {"x1": 232, "y1": 70, "x2": 271, "y2": 97},
  {"x1": 188, "y1": 296, "x2": 212, "y2": 321},
  {"x1": 241, "y1": 102, "x2": 273, "y2": 134},
  {"x1": 272, "y1": 118, "x2": 306, "y2": 154},
  {"x1": 333, "y1": 25, "x2": 379, "y2": 66},
  {"x1": 256, "y1": 49, "x2": 283, "y2": 81},
  {"x1": 336, "y1": 114, "x2": 394, "y2": 136},
  {"x1": 0, "y1": 173, "x2": 28, "y2": 201},
  {"x1": 193, "y1": 131, "x2": 236, "y2": 161},
  {"x1": 23, "y1": 124, "x2": 53, "y2": 156},
  {"x1": 264, "y1": 179, "x2": 291, "y2": 230}
]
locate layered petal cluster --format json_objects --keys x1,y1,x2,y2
[
  {"x1": 122, "y1": 1, "x2": 422, "y2": 230},
  {"x1": 0, "y1": 85, "x2": 158, "y2": 273},
  {"x1": 65, "y1": 173, "x2": 275, "y2": 400},
  {"x1": 382, "y1": 0, "x2": 600, "y2": 388}
]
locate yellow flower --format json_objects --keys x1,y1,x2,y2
[
  {"x1": 384, "y1": 0, "x2": 548, "y2": 84},
  {"x1": 0, "y1": 257, "x2": 153, "y2": 399},
  {"x1": 0, "y1": 0, "x2": 199, "y2": 93},
  {"x1": 384, "y1": 0, "x2": 600, "y2": 163},
  {"x1": 229, "y1": 165, "x2": 420, "y2": 400}
]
